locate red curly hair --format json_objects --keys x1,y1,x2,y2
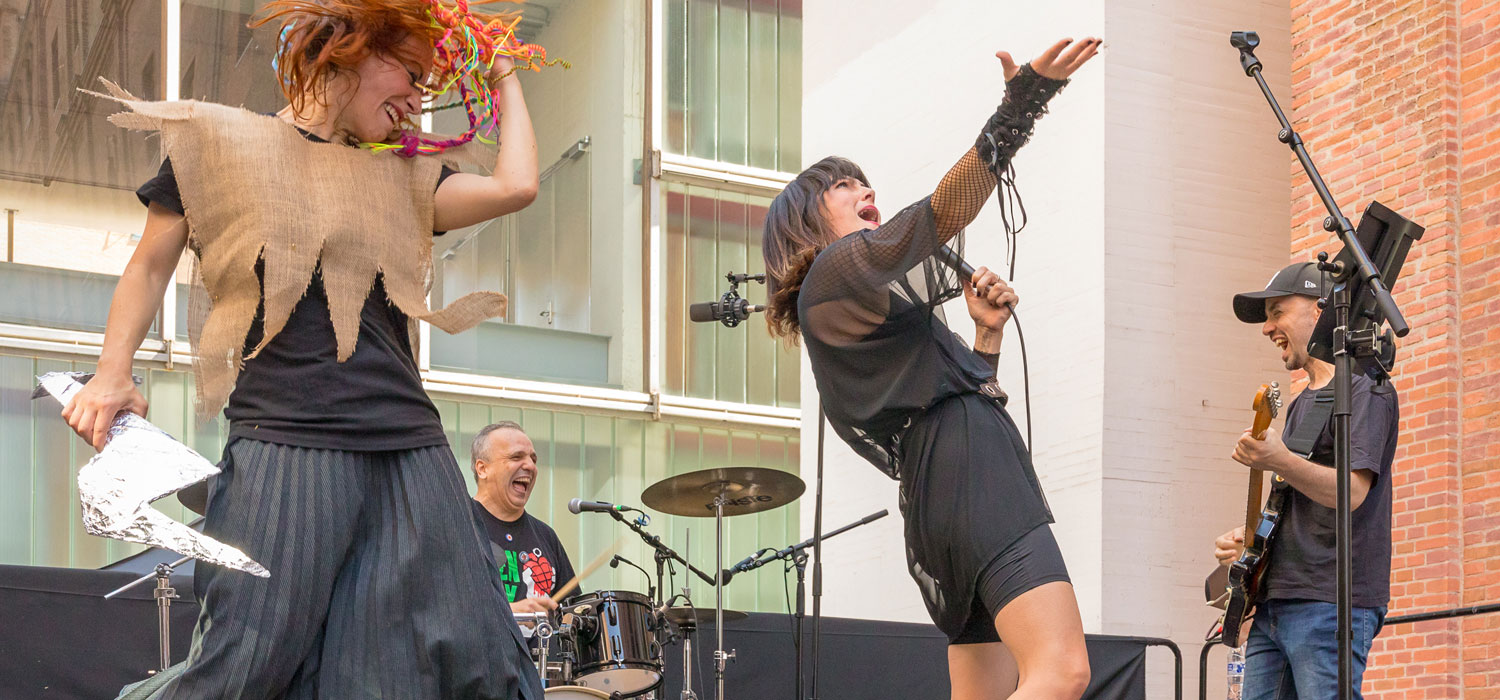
[{"x1": 251, "y1": 0, "x2": 520, "y2": 117}]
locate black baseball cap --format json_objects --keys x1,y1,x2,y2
[{"x1": 1232, "y1": 262, "x2": 1329, "y2": 323}]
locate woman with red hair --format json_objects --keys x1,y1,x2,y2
[{"x1": 64, "y1": 2, "x2": 546, "y2": 697}]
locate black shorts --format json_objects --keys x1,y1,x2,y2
[{"x1": 951, "y1": 523, "x2": 1071, "y2": 645}]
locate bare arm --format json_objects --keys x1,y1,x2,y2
[
  {"x1": 433, "y1": 59, "x2": 540, "y2": 232},
  {"x1": 1231, "y1": 426, "x2": 1374, "y2": 510},
  {"x1": 1272, "y1": 454, "x2": 1374, "y2": 510},
  {"x1": 62, "y1": 203, "x2": 189, "y2": 450}
]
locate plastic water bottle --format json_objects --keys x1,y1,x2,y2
[{"x1": 1226, "y1": 645, "x2": 1246, "y2": 700}]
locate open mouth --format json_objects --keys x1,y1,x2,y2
[
  {"x1": 510, "y1": 472, "x2": 534, "y2": 499},
  {"x1": 383, "y1": 103, "x2": 402, "y2": 128},
  {"x1": 857, "y1": 206, "x2": 880, "y2": 225}
]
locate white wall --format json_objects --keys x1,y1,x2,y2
[{"x1": 801, "y1": 1, "x2": 1291, "y2": 694}]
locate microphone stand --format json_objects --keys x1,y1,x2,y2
[
  {"x1": 607, "y1": 508, "x2": 719, "y2": 589},
  {"x1": 810, "y1": 404, "x2": 826, "y2": 700},
  {"x1": 724, "y1": 508, "x2": 888, "y2": 700},
  {"x1": 1231, "y1": 31, "x2": 1410, "y2": 700}
]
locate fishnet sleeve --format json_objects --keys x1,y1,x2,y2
[{"x1": 801, "y1": 65, "x2": 1069, "y2": 346}]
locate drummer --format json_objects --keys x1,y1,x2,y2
[{"x1": 470, "y1": 421, "x2": 579, "y2": 614}]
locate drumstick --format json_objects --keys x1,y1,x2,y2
[{"x1": 551, "y1": 536, "x2": 624, "y2": 604}]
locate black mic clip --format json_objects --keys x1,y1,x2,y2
[
  {"x1": 1229, "y1": 31, "x2": 1262, "y2": 77},
  {"x1": 712, "y1": 271, "x2": 766, "y2": 328}
]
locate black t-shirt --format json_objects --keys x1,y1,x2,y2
[
  {"x1": 470, "y1": 500, "x2": 577, "y2": 604},
  {"x1": 1264, "y1": 374, "x2": 1399, "y2": 607},
  {"x1": 135, "y1": 129, "x2": 457, "y2": 451}
]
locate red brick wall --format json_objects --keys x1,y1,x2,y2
[{"x1": 1288, "y1": 0, "x2": 1499, "y2": 697}]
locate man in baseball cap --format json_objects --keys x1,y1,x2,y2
[
  {"x1": 1231, "y1": 261, "x2": 1329, "y2": 324},
  {"x1": 1211, "y1": 260, "x2": 1400, "y2": 700}
]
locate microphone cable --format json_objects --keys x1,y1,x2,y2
[{"x1": 993, "y1": 160, "x2": 1034, "y2": 452}]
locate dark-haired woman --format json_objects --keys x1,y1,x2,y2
[
  {"x1": 762, "y1": 39, "x2": 1099, "y2": 700},
  {"x1": 63, "y1": 2, "x2": 542, "y2": 698}
]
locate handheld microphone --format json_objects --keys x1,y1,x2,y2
[
  {"x1": 936, "y1": 243, "x2": 1018, "y2": 312},
  {"x1": 934, "y1": 243, "x2": 975, "y2": 278},
  {"x1": 568, "y1": 498, "x2": 630, "y2": 515}
]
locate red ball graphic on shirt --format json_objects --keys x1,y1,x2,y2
[{"x1": 522, "y1": 549, "x2": 556, "y2": 597}]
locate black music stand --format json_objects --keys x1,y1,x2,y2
[{"x1": 1231, "y1": 31, "x2": 1424, "y2": 700}]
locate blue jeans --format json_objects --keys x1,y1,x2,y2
[{"x1": 1243, "y1": 599, "x2": 1386, "y2": 700}]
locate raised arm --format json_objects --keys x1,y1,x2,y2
[
  {"x1": 931, "y1": 38, "x2": 1099, "y2": 240},
  {"x1": 433, "y1": 55, "x2": 540, "y2": 232}
]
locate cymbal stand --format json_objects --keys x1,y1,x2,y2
[
  {"x1": 104, "y1": 555, "x2": 192, "y2": 673},
  {"x1": 712, "y1": 495, "x2": 734, "y2": 700}
]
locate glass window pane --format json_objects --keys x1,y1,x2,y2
[
  {"x1": 685, "y1": 0, "x2": 719, "y2": 160},
  {"x1": 775, "y1": 0, "x2": 801, "y2": 171},
  {"x1": 0, "y1": 1, "x2": 163, "y2": 332},
  {"x1": 664, "y1": 0, "x2": 688, "y2": 155},
  {"x1": 746, "y1": 0, "x2": 779, "y2": 170},
  {"x1": 660, "y1": 184, "x2": 797, "y2": 407},
  {"x1": 716, "y1": 0, "x2": 749, "y2": 166},
  {"x1": 180, "y1": 0, "x2": 285, "y2": 112},
  {"x1": 665, "y1": 0, "x2": 800, "y2": 172},
  {"x1": 428, "y1": 1, "x2": 638, "y2": 389}
]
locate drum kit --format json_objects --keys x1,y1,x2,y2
[{"x1": 519, "y1": 466, "x2": 805, "y2": 700}]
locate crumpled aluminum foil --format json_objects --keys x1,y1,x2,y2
[{"x1": 33, "y1": 372, "x2": 270, "y2": 577}]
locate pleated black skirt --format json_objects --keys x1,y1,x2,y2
[{"x1": 154, "y1": 438, "x2": 540, "y2": 700}]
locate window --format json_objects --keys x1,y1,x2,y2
[
  {"x1": 661, "y1": 183, "x2": 798, "y2": 407},
  {"x1": 0, "y1": 0, "x2": 163, "y2": 333},
  {"x1": 429, "y1": 1, "x2": 642, "y2": 389},
  {"x1": 663, "y1": 0, "x2": 800, "y2": 171}
]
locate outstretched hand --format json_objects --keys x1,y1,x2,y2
[{"x1": 996, "y1": 37, "x2": 1102, "y2": 81}]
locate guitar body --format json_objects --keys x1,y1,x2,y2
[{"x1": 1221, "y1": 479, "x2": 1289, "y2": 647}]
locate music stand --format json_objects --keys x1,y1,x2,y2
[{"x1": 1307, "y1": 200, "x2": 1426, "y2": 379}]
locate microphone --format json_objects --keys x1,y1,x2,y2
[
  {"x1": 936, "y1": 243, "x2": 1018, "y2": 312},
  {"x1": 689, "y1": 298, "x2": 765, "y2": 324},
  {"x1": 568, "y1": 498, "x2": 630, "y2": 515},
  {"x1": 934, "y1": 243, "x2": 975, "y2": 278}
]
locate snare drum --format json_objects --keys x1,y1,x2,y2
[
  {"x1": 565, "y1": 590, "x2": 663, "y2": 697},
  {"x1": 544, "y1": 687, "x2": 611, "y2": 699}
]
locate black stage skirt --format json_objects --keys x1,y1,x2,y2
[{"x1": 898, "y1": 392, "x2": 1057, "y2": 641}]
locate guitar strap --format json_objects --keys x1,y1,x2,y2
[{"x1": 1283, "y1": 388, "x2": 1336, "y2": 460}]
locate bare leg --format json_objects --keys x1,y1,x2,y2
[
  {"x1": 949, "y1": 642, "x2": 1019, "y2": 700},
  {"x1": 948, "y1": 581, "x2": 1089, "y2": 700}
]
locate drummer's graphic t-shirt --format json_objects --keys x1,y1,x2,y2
[{"x1": 471, "y1": 500, "x2": 578, "y2": 603}]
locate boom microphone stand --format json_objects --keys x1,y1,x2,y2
[{"x1": 1230, "y1": 31, "x2": 1414, "y2": 700}]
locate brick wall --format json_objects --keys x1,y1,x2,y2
[{"x1": 1289, "y1": 0, "x2": 1499, "y2": 696}]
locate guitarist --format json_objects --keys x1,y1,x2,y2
[{"x1": 1212, "y1": 262, "x2": 1400, "y2": 699}]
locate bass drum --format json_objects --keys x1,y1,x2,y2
[
  {"x1": 565, "y1": 590, "x2": 663, "y2": 697},
  {"x1": 544, "y1": 687, "x2": 611, "y2": 699}
]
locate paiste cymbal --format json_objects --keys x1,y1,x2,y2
[
  {"x1": 641, "y1": 467, "x2": 805, "y2": 517},
  {"x1": 663, "y1": 606, "x2": 749, "y2": 627}
]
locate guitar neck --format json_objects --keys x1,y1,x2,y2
[
  {"x1": 1244, "y1": 469, "x2": 1265, "y2": 535},
  {"x1": 1243, "y1": 385, "x2": 1277, "y2": 534}
]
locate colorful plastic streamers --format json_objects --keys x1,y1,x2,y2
[{"x1": 362, "y1": 0, "x2": 568, "y2": 157}]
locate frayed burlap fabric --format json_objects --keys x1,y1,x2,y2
[{"x1": 88, "y1": 79, "x2": 506, "y2": 418}]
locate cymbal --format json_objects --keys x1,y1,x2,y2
[
  {"x1": 641, "y1": 467, "x2": 804, "y2": 517},
  {"x1": 663, "y1": 606, "x2": 748, "y2": 627}
]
